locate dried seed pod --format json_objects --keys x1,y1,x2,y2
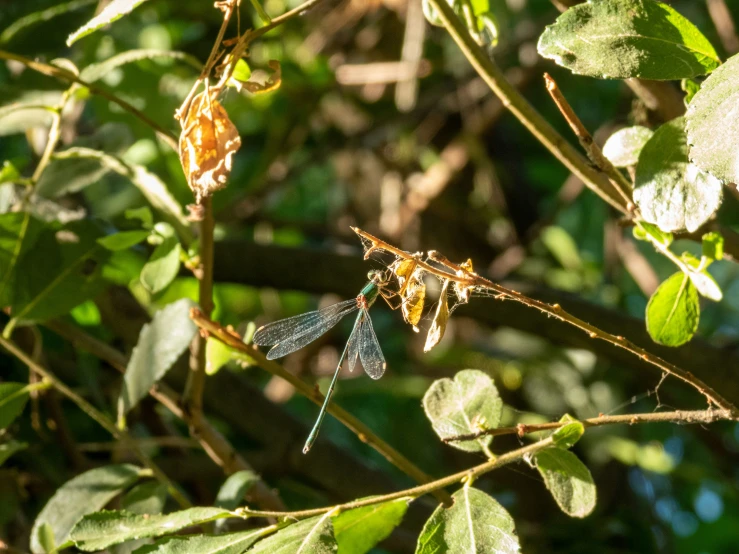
[
  {"x1": 454, "y1": 258, "x2": 475, "y2": 304},
  {"x1": 425, "y1": 279, "x2": 450, "y2": 352},
  {"x1": 179, "y1": 91, "x2": 241, "y2": 203}
]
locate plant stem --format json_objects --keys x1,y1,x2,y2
[
  {"x1": 444, "y1": 408, "x2": 732, "y2": 442},
  {"x1": 190, "y1": 308, "x2": 453, "y2": 505},
  {"x1": 45, "y1": 318, "x2": 286, "y2": 511},
  {"x1": 354, "y1": 227, "x2": 739, "y2": 418},
  {"x1": 0, "y1": 334, "x2": 191, "y2": 509},
  {"x1": 543, "y1": 73, "x2": 634, "y2": 206},
  {"x1": 425, "y1": 0, "x2": 627, "y2": 214}
]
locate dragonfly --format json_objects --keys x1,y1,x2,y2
[{"x1": 253, "y1": 270, "x2": 392, "y2": 453}]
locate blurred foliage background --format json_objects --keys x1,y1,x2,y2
[{"x1": 2, "y1": 0, "x2": 739, "y2": 552}]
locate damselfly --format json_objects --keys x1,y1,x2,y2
[{"x1": 253, "y1": 270, "x2": 392, "y2": 453}]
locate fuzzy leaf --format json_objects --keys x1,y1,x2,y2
[
  {"x1": 551, "y1": 419, "x2": 584, "y2": 449},
  {"x1": 602, "y1": 126, "x2": 653, "y2": 167},
  {"x1": 134, "y1": 528, "x2": 275, "y2": 554},
  {"x1": 247, "y1": 513, "x2": 337, "y2": 554},
  {"x1": 122, "y1": 482, "x2": 168, "y2": 515},
  {"x1": 98, "y1": 230, "x2": 150, "y2": 251},
  {"x1": 416, "y1": 486, "x2": 520, "y2": 553},
  {"x1": 140, "y1": 236, "x2": 181, "y2": 293},
  {"x1": 646, "y1": 271, "x2": 699, "y2": 346},
  {"x1": 214, "y1": 471, "x2": 259, "y2": 511},
  {"x1": 70, "y1": 508, "x2": 233, "y2": 551},
  {"x1": 535, "y1": 449, "x2": 596, "y2": 518},
  {"x1": 422, "y1": 369, "x2": 502, "y2": 452},
  {"x1": 702, "y1": 232, "x2": 724, "y2": 261},
  {"x1": 118, "y1": 299, "x2": 198, "y2": 417},
  {"x1": 30, "y1": 464, "x2": 142, "y2": 554},
  {"x1": 538, "y1": 0, "x2": 720, "y2": 80},
  {"x1": 0, "y1": 383, "x2": 30, "y2": 429},
  {"x1": 634, "y1": 117, "x2": 722, "y2": 233},
  {"x1": 79, "y1": 50, "x2": 201, "y2": 83},
  {"x1": 688, "y1": 270, "x2": 722, "y2": 302},
  {"x1": 686, "y1": 52, "x2": 739, "y2": 185}
]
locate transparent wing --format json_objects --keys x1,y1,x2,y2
[
  {"x1": 253, "y1": 298, "x2": 357, "y2": 346},
  {"x1": 346, "y1": 314, "x2": 363, "y2": 373},
  {"x1": 253, "y1": 299, "x2": 358, "y2": 360},
  {"x1": 358, "y1": 309, "x2": 386, "y2": 380}
]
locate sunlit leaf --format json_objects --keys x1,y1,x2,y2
[
  {"x1": 67, "y1": 0, "x2": 153, "y2": 45},
  {"x1": 135, "y1": 528, "x2": 275, "y2": 554},
  {"x1": 30, "y1": 464, "x2": 142, "y2": 554},
  {"x1": 688, "y1": 270, "x2": 722, "y2": 302},
  {"x1": 98, "y1": 230, "x2": 150, "y2": 251},
  {"x1": 422, "y1": 369, "x2": 502, "y2": 452},
  {"x1": 681, "y1": 78, "x2": 700, "y2": 105},
  {"x1": 603, "y1": 126, "x2": 653, "y2": 167},
  {"x1": 634, "y1": 117, "x2": 722, "y2": 233},
  {"x1": 79, "y1": 50, "x2": 201, "y2": 83},
  {"x1": 333, "y1": 498, "x2": 409, "y2": 554},
  {"x1": 551, "y1": 418, "x2": 584, "y2": 449},
  {"x1": 416, "y1": 486, "x2": 520, "y2": 553},
  {"x1": 206, "y1": 336, "x2": 235, "y2": 376},
  {"x1": 140, "y1": 236, "x2": 181, "y2": 294},
  {"x1": 402, "y1": 278, "x2": 425, "y2": 329},
  {"x1": 702, "y1": 231, "x2": 723, "y2": 261},
  {"x1": 70, "y1": 507, "x2": 233, "y2": 551},
  {"x1": 632, "y1": 221, "x2": 673, "y2": 247},
  {"x1": 535, "y1": 449, "x2": 596, "y2": 518},
  {"x1": 214, "y1": 470, "x2": 259, "y2": 511},
  {"x1": 118, "y1": 299, "x2": 198, "y2": 418},
  {"x1": 686, "y1": 52, "x2": 739, "y2": 185},
  {"x1": 538, "y1": 0, "x2": 720, "y2": 80},
  {"x1": 0, "y1": 0, "x2": 97, "y2": 43},
  {"x1": 646, "y1": 271, "x2": 699, "y2": 346},
  {"x1": 247, "y1": 513, "x2": 337, "y2": 554}
]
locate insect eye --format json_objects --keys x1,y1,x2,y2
[{"x1": 367, "y1": 270, "x2": 377, "y2": 281}]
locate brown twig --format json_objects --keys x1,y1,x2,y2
[
  {"x1": 444, "y1": 408, "x2": 731, "y2": 442},
  {"x1": 44, "y1": 319, "x2": 286, "y2": 511},
  {"x1": 707, "y1": 0, "x2": 739, "y2": 55},
  {"x1": 189, "y1": 308, "x2": 453, "y2": 505},
  {"x1": 353, "y1": 227, "x2": 739, "y2": 418},
  {"x1": 543, "y1": 73, "x2": 634, "y2": 207}
]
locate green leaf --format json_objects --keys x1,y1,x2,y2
[
  {"x1": 333, "y1": 499, "x2": 409, "y2": 554},
  {"x1": 634, "y1": 117, "x2": 722, "y2": 233},
  {"x1": 70, "y1": 508, "x2": 233, "y2": 551},
  {"x1": 422, "y1": 369, "x2": 502, "y2": 452},
  {"x1": 134, "y1": 528, "x2": 275, "y2": 554},
  {"x1": 537, "y1": 0, "x2": 720, "y2": 80},
  {"x1": 0, "y1": 160, "x2": 21, "y2": 184},
  {"x1": 0, "y1": 91, "x2": 59, "y2": 136},
  {"x1": 0, "y1": 211, "x2": 45, "y2": 306},
  {"x1": 0, "y1": 440, "x2": 27, "y2": 466},
  {"x1": 0, "y1": 382, "x2": 30, "y2": 429},
  {"x1": 37, "y1": 522, "x2": 56, "y2": 554},
  {"x1": 416, "y1": 486, "x2": 520, "y2": 554},
  {"x1": 248, "y1": 513, "x2": 337, "y2": 554},
  {"x1": 686, "y1": 52, "x2": 739, "y2": 184},
  {"x1": 206, "y1": 337, "x2": 234, "y2": 376},
  {"x1": 214, "y1": 470, "x2": 258, "y2": 511},
  {"x1": 118, "y1": 299, "x2": 198, "y2": 417},
  {"x1": 602, "y1": 126, "x2": 653, "y2": 167},
  {"x1": 79, "y1": 50, "x2": 201, "y2": 83},
  {"x1": 98, "y1": 230, "x2": 151, "y2": 251},
  {"x1": 534, "y1": 449, "x2": 596, "y2": 518},
  {"x1": 126, "y1": 207, "x2": 154, "y2": 229},
  {"x1": 231, "y1": 59, "x2": 252, "y2": 83},
  {"x1": 551, "y1": 420, "x2": 584, "y2": 449},
  {"x1": 10, "y1": 220, "x2": 110, "y2": 326},
  {"x1": 36, "y1": 123, "x2": 134, "y2": 198},
  {"x1": 67, "y1": 0, "x2": 152, "y2": 45},
  {"x1": 632, "y1": 221, "x2": 673, "y2": 247},
  {"x1": 140, "y1": 236, "x2": 181, "y2": 294},
  {"x1": 702, "y1": 231, "x2": 724, "y2": 261},
  {"x1": 122, "y1": 482, "x2": 168, "y2": 515},
  {"x1": 646, "y1": 271, "x2": 699, "y2": 347},
  {"x1": 681, "y1": 78, "x2": 700, "y2": 105},
  {"x1": 688, "y1": 270, "x2": 722, "y2": 302},
  {"x1": 0, "y1": 0, "x2": 96, "y2": 43},
  {"x1": 30, "y1": 464, "x2": 142, "y2": 554}
]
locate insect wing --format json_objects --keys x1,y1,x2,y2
[
  {"x1": 346, "y1": 314, "x2": 363, "y2": 373},
  {"x1": 253, "y1": 299, "x2": 356, "y2": 345},
  {"x1": 358, "y1": 309, "x2": 386, "y2": 380}
]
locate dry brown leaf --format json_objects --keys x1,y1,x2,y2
[
  {"x1": 425, "y1": 279, "x2": 450, "y2": 352},
  {"x1": 453, "y1": 258, "x2": 475, "y2": 304},
  {"x1": 241, "y1": 60, "x2": 282, "y2": 94},
  {"x1": 179, "y1": 91, "x2": 241, "y2": 203},
  {"x1": 402, "y1": 279, "x2": 426, "y2": 330}
]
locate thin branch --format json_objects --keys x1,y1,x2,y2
[
  {"x1": 444, "y1": 408, "x2": 732, "y2": 442},
  {"x1": 353, "y1": 227, "x2": 739, "y2": 418},
  {"x1": 0, "y1": 50, "x2": 178, "y2": 151},
  {"x1": 543, "y1": 73, "x2": 634, "y2": 207},
  {"x1": 0, "y1": 334, "x2": 191, "y2": 508},
  {"x1": 706, "y1": 0, "x2": 739, "y2": 55},
  {"x1": 236, "y1": 436, "x2": 557, "y2": 520},
  {"x1": 424, "y1": 0, "x2": 628, "y2": 213},
  {"x1": 189, "y1": 308, "x2": 453, "y2": 505}
]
